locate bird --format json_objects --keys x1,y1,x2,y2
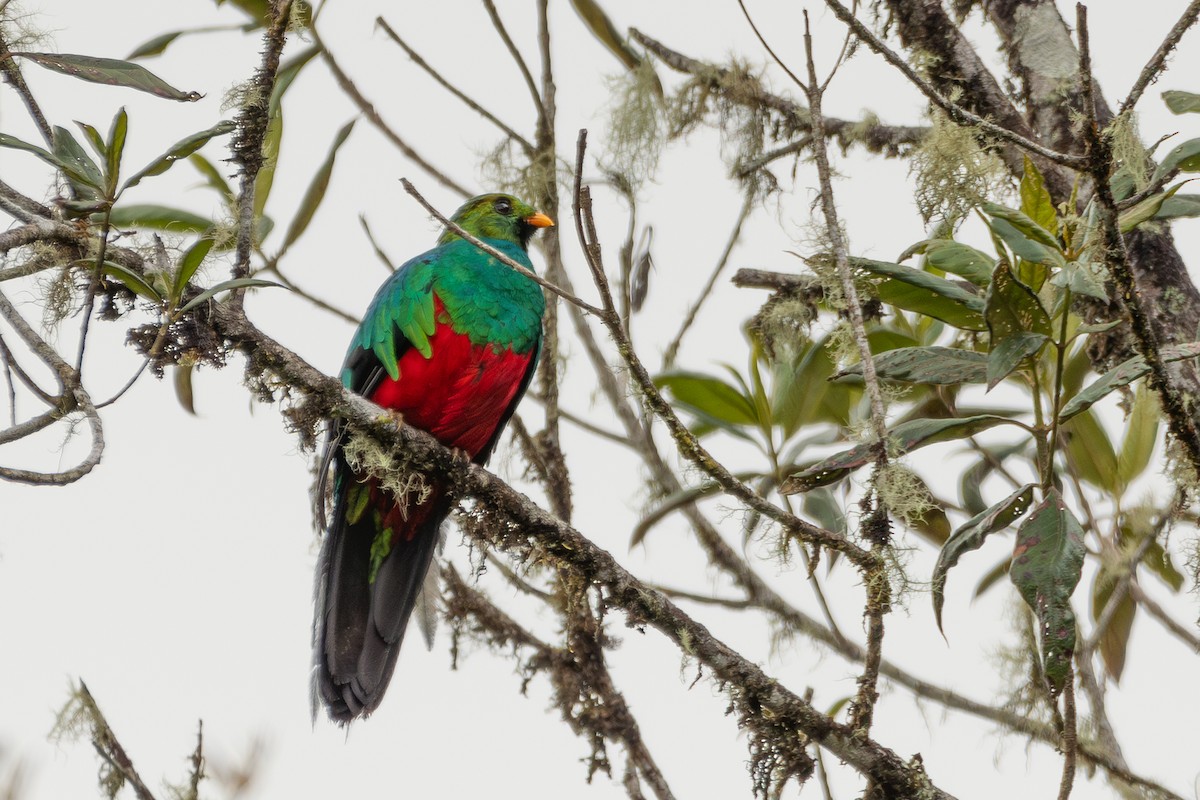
[{"x1": 313, "y1": 193, "x2": 552, "y2": 723}]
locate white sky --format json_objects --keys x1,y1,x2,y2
[{"x1": 2, "y1": 2, "x2": 1198, "y2": 799}]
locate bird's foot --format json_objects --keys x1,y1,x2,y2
[{"x1": 449, "y1": 446, "x2": 471, "y2": 468}]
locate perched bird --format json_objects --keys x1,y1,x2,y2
[{"x1": 313, "y1": 193, "x2": 552, "y2": 723}]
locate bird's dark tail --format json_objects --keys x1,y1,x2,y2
[{"x1": 313, "y1": 462, "x2": 449, "y2": 724}]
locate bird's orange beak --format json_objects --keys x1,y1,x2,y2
[{"x1": 524, "y1": 212, "x2": 554, "y2": 228}]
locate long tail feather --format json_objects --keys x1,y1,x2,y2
[{"x1": 313, "y1": 465, "x2": 449, "y2": 723}]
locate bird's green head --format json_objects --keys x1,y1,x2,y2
[{"x1": 437, "y1": 193, "x2": 554, "y2": 249}]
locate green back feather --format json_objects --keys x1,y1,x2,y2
[{"x1": 346, "y1": 194, "x2": 547, "y2": 384}]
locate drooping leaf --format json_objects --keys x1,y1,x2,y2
[
  {"x1": 178, "y1": 278, "x2": 281, "y2": 313},
  {"x1": 12, "y1": 52, "x2": 202, "y2": 101},
  {"x1": 1010, "y1": 488, "x2": 1086, "y2": 693},
  {"x1": 1060, "y1": 341, "x2": 1200, "y2": 419},
  {"x1": 917, "y1": 240, "x2": 994, "y2": 286},
  {"x1": 833, "y1": 346, "x2": 987, "y2": 385},
  {"x1": 1163, "y1": 90, "x2": 1200, "y2": 115},
  {"x1": 1049, "y1": 260, "x2": 1108, "y2": 300},
  {"x1": 1151, "y1": 137, "x2": 1200, "y2": 182},
  {"x1": 656, "y1": 372, "x2": 759, "y2": 427},
  {"x1": 933, "y1": 484, "x2": 1036, "y2": 633},
  {"x1": 279, "y1": 118, "x2": 356, "y2": 255},
  {"x1": 985, "y1": 262, "x2": 1053, "y2": 346},
  {"x1": 189, "y1": 154, "x2": 235, "y2": 204},
  {"x1": 1019, "y1": 156, "x2": 1058, "y2": 235},
  {"x1": 987, "y1": 332, "x2": 1049, "y2": 390},
  {"x1": 781, "y1": 415, "x2": 1016, "y2": 493},
  {"x1": 0, "y1": 132, "x2": 84, "y2": 181},
  {"x1": 1090, "y1": 570, "x2": 1137, "y2": 682},
  {"x1": 570, "y1": 0, "x2": 643, "y2": 70},
  {"x1": 128, "y1": 30, "x2": 187, "y2": 59},
  {"x1": 1116, "y1": 381, "x2": 1160, "y2": 491},
  {"x1": 1065, "y1": 408, "x2": 1119, "y2": 493},
  {"x1": 123, "y1": 120, "x2": 236, "y2": 190},
  {"x1": 106, "y1": 204, "x2": 213, "y2": 233},
  {"x1": 174, "y1": 364, "x2": 196, "y2": 415}
]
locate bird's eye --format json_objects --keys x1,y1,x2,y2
[{"x1": 493, "y1": 197, "x2": 513, "y2": 215}]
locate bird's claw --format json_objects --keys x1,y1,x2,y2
[{"x1": 449, "y1": 447, "x2": 471, "y2": 467}]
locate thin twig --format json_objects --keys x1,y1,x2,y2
[
  {"x1": 818, "y1": 0, "x2": 1087, "y2": 169},
  {"x1": 375, "y1": 17, "x2": 533, "y2": 154},
  {"x1": 1129, "y1": 582, "x2": 1200, "y2": 651},
  {"x1": 400, "y1": 178, "x2": 606, "y2": 316},
  {"x1": 571, "y1": 129, "x2": 874, "y2": 569},
  {"x1": 0, "y1": 31, "x2": 53, "y2": 147},
  {"x1": 1057, "y1": 666, "x2": 1077, "y2": 800},
  {"x1": 481, "y1": 0, "x2": 544, "y2": 126},
  {"x1": 317, "y1": 37, "x2": 471, "y2": 198},
  {"x1": 662, "y1": 194, "x2": 752, "y2": 367},
  {"x1": 1119, "y1": 0, "x2": 1200, "y2": 114}
]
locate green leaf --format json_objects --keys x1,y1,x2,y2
[
  {"x1": 279, "y1": 118, "x2": 356, "y2": 255},
  {"x1": 269, "y1": 44, "x2": 320, "y2": 116},
  {"x1": 1064, "y1": 408, "x2": 1119, "y2": 493},
  {"x1": 100, "y1": 261, "x2": 163, "y2": 303},
  {"x1": 254, "y1": 108, "x2": 283, "y2": 224},
  {"x1": 105, "y1": 107, "x2": 128, "y2": 196},
  {"x1": 0, "y1": 132, "x2": 81, "y2": 179},
  {"x1": 128, "y1": 30, "x2": 187, "y2": 59},
  {"x1": 933, "y1": 484, "x2": 1036, "y2": 633},
  {"x1": 985, "y1": 262, "x2": 1052, "y2": 346},
  {"x1": 123, "y1": 120, "x2": 236, "y2": 191},
  {"x1": 833, "y1": 346, "x2": 987, "y2": 385},
  {"x1": 1049, "y1": 260, "x2": 1108, "y2": 300},
  {"x1": 1019, "y1": 156, "x2": 1058, "y2": 235},
  {"x1": 570, "y1": 0, "x2": 642, "y2": 70},
  {"x1": 178, "y1": 278, "x2": 281, "y2": 313},
  {"x1": 106, "y1": 204, "x2": 213, "y2": 233},
  {"x1": 75, "y1": 120, "x2": 106, "y2": 161},
  {"x1": 189, "y1": 154, "x2": 234, "y2": 204},
  {"x1": 52, "y1": 126, "x2": 105, "y2": 194},
  {"x1": 1154, "y1": 192, "x2": 1200, "y2": 219},
  {"x1": 1060, "y1": 341, "x2": 1200, "y2": 419},
  {"x1": 173, "y1": 237, "x2": 216, "y2": 301},
  {"x1": 1151, "y1": 137, "x2": 1200, "y2": 182},
  {"x1": 174, "y1": 364, "x2": 197, "y2": 415},
  {"x1": 987, "y1": 331, "x2": 1049, "y2": 390},
  {"x1": 1090, "y1": 570, "x2": 1137, "y2": 682},
  {"x1": 1163, "y1": 90, "x2": 1200, "y2": 114},
  {"x1": 1118, "y1": 183, "x2": 1184, "y2": 232},
  {"x1": 917, "y1": 240, "x2": 994, "y2": 286},
  {"x1": 781, "y1": 414, "x2": 1015, "y2": 493},
  {"x1": 984, "y1": 201, "x2": 1060, "y2": 248},
  {"x1": 855, "y1": 257, "x2": 987, "y2": 330},
  {"x1": 985, "y1": 216, "x2": 1065, "y2": 268},
  {"x1": 11, "y1": 52, "x2": 203, "y2": 101},
  {"x1": 656, "y1": 371, "x2": 759, "y2": 427},
  {"x1": 1116, "y1": 382, "x2": 1159, "y2": 490},
  {"x1": 1010, "y1": 488, "x2": 1085, "y2": 694}
]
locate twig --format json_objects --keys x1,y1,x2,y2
[
  {"x1": 481, "y1": 0, "x2": 544, "y2": 127},
  {"x1": 399, "y1": 178, "x2": 606, "y2": 316},
  {"x1": 317, "y1": 38, "x2": 471, "y2": 198},
  {"x1": 1057, "y1": 666, "x2": 1077, "y2": 800},
  {"x1": 819, "y1": 0, "x2": 1086, "y2": 169},
  {"x1": 0, "y1": 30, "x2": 53, "y2": 147},
  {"x1": 376, "y1": 17, "x2": 534, "y2": 155},
  {"x1": 662, "y1": 194, "x2": 752, "y2": 367},
  {"x1": 230, "y1": 0, "x2": 293, "y2": 301},
  {"x1": 571, "y1": 129, "x2": 874, "y2": 569},
  {"x1": 1119, "y1": 0, "x2": 1200, "y2": 114},
  {"x1": 74, "y1": 682, "x2": 159, "y2": 800},
  {"x1": 736, "y1": 0, "x2": 808, "y2": 92},
  {"x1": 1076, "y1": 2, "x2": 1200, "y2": 480},
  {"x1": 1129, "y1": 582, "x2": 1200, "y2": 651}
]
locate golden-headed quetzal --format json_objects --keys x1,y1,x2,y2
[{"x1": 313, "y1": 193, "x2": 552, "y2": 723}]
